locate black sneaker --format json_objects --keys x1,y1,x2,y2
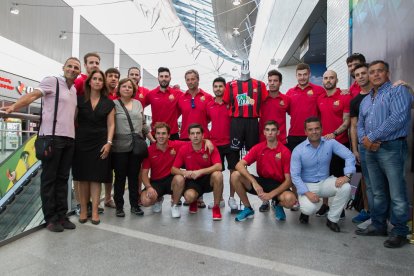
[
  {"x1": 98, "y1": 206, "x2": 104, "y2": 214},
  {"x1": 131, "y1": 206, "x2": 144, "y2": 216},
  {"x1": 340, "y1": 209, "x2": 346, "y2": 220},
  {"x1": 259, "y1": 201, "x2": 270, "y2": 212},
  {"x1": 177, "y1": 199, "x2": 183, "y2": 206},
  {"x1": 60, "y1": 218, "x2": 76, "y2": 230},
  {"x1": 47, "y1": 222, "x2": 64, "y2": 232},
  {"x1": 116, "y1": 209, "x2": 125, "y2": 217},
  {"x1": 316, "y1": 204, "x2": 329, "y2": 217},
  {"x1": 299, "y1": 213, "x2": 309, "y2": 224}
]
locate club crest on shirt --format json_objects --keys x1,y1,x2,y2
[
  {"x1": 280, "y1": 100, "x2": 285, "y2": 106},
  {"x1": 307, "y1": 90, "x2": 314, "y2": 96},
  {"x1": 202, "y1": 153, "x2": 209, "y2": 160},
  {"x1": 333, "y1": 100, "x2": 340, "y2": 106},
  {"x1": 139, "y1": 93, "x2": 144, "y2": 99},
  {"x1": 275, "y1": 153, "x2": 281, "y2": 160},
  {"x1": 200, "y1": 96, "x2": 205, "y2": 101},
  {"x1": 169, "y1": 94, "x2": 175, "y2": 101},
  {"x1": 170, "y1": 149, "x2": 176, "y2": 156},
  {"x1": 253, "y1": 88, "x2": 257, "y2": 93}
]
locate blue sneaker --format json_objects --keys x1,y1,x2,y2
[
  {"x1": 274, "y1": 205, "x2": 286, "y2": 221},
  {"x1": 352, "y1": 209, "x2": 370, "y2": 223},
  {"x1": 235, "y1": 207, "x2": 255, "y2": 222}
]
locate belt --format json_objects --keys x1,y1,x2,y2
[{"x1": 382, "y1": 137, "x2": 406, "y2": 143}]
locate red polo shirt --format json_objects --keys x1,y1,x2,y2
[
  {"x1": 224, "y1": 79, "x2": 268, "y2": 118},
  {"x1": 349, "y1": 80, "x2": 361, "y2": 98},
  {"x1": 142, "y1": 140, "x2": 187, "y2": 180},
  {"x1": 145, "y1": 86, "x2": 183, "y2": 135},
  {"x1": 317, "y1": 88, "x2": 351, "y2": 144},
  {"x1": 259, "y1": 92, "x2": 290, "y2": 144},
  {"x1": 206, "y1": 99, "x2": 231, "y2": 146},
  {"x1": 173, "y1": 142, "x2": 221, "y2": 172},
  {"x1": 178, "y1": 89, "x2": 213, "y2": 139},
  {"x1": 243, "y1": 141, "x2": 291, "y2": 183},
  {"x1": 286, "y1": 82, "x2": 324, "y2": 136},
  {"x1": 74, "y1": 73, "x2": 88, "y2": 96},
  {"x1": 134, "y1": 86, "x2": 150, "y2": 108},
  {"x1": 108, "y1": 89, "x2": 118, "y2": 100}
]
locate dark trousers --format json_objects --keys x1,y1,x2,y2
[
  {"x1": 112, "y1": 151, "x2": 142, "y2": 210},
  {"x1": 40, "y1": 136, "x2": 74, "y2": 223}
]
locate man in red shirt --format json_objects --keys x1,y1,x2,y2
[
  {"x1": 146, "y1": 67, "x2": 183, "y2": 140},
  {"x1": 105, "y1": 68, "x2": 120, "y2": 100},
  {"x1": 74, "y1": 52, "x2": 100, "y2": 96},
  {"x1": 171, "y1": 123, "x2": 223, "y2": 220},
  {"x1": 178, "y1": 69, "x2": 213, "y2": 140},
  {"x1": 206, "y1": 77, "x2": 239, "y2": 211},
  {"x1": 128, "y1": 66, "x2": 150, "y2": 108},
  {"x1": 232, "y1": 120, "x2": 296, "y2": 222},
  {"x1": 316, "y1": 70, "x2": 351, "y2": 217},
  {"x1": 346, "y1": 53, "x2": 366, "y2": 98}
]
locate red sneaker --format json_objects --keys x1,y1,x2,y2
[
  {"x1": 212, "y1": 205, "x2": 222, "y2": 221},
  {"x1": 189, "y1": 201, "x2": 198, "y2": 214}
]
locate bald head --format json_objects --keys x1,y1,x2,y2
[{"x1": 322, "y1": 70, "x2": 338, "y2": 91}]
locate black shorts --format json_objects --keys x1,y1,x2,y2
[
  {"x1": 217, "y1": 144, "x2": 240, "y2": 170},
  {"x1": 286, "y1": 136, "x2": 307, "y2": 152},
  {"x1": 247, "y1": 176, "x2": 282, "y2": 203},
  {"x1": 230, "y1": 117, "x2": 259, "y2": 151},
  {"x1": 149, "y1": 175, "x2": 174, "y2": 197},
  {"x1": 169, "y1": 133, "x2": 180, "y2": 141},
  {"x1": 185, "y1": 174, "x2": 213, "y2": 197}
]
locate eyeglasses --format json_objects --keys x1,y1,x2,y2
[{"x1": 191, "y1": 98, "x2": 196, "y2": 109}]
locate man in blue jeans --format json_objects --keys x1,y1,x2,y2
[{"x1": 356, "y1": 60, "x2": 413, "y2": 248}]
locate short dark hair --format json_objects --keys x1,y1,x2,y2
[
  {"x1": 116, "y1": 78, "x2": 137, "y2": 98},
  {"x1": 83, "y1": 52, "x2": 100, "y2": 64},
  {"x1": 296, "y1": 63, "x2": 310, "y2": 72},
  {"x1": 64, "y1": 57, "x2": 81, "y2": 66},
  {"x1": 353, "y1": 63, "x2": 369, "y2": 72},
  {"x1": 158, "y1": 67, "x2": 171, "y2": 75},
  {"x1": 267, "y1": 69, "x2": 283, "y2": 82},
  {"x1": 188, "y1": 123, "x2": 203, "y2": 134},
  {"x1": 264, "y1": 120, "x2": 279, "y2": 129},
  {"x1": 368, "y1": 60, "x2": 389, "y2": 72},
  {"x1": 128, "y1": 66, "x2": 140, "y2": 76},
  {"x1": 154, "y1": 122, "x2": 171, "y2": 134},
  {"x1": 213, "y1": 77, "x2": 226, "y2": 86},
  {"x1": 304, "y1": 116, "x2": 321, "y2": 129},
  {"x1": 346, "y1": 53, "x2": 366, "y2": 64},
  {"x1": 105, "y1": 68, "x2": 120, "y2": 78}
]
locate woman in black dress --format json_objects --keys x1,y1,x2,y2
[{"x1": 73, "y1": 70, "x2": 115, "y2": 224}]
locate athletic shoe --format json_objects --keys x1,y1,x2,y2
[
  {"x1": 274, "y1": 205, "x2": 286, "y2": 221},
  {"x1": 340, "y1": 209, "x2": 346, "y2": 220},
  {"x1": 316, "y1": 204, "x2": 329, "y2": 217},
  {"x1": 259, "y1": 201, "x2": 270, "y2": 212},
  {"x1": 171, "y1": 204, "x2": 181, "y2": 218},
  {"x1": 131, "y1": 206, "x2": 144, "y2": 216},
  {"x1": 116, "y1": 209, "x2": 125, "y2": 217},
  {"x1": 290, "y1": 201, "x2": 300, "y2": 211},
  {"x1": 47, "y1": 222, "x2": 64, "y2": 232},
  {"x1": 352, "y1": 209, "x2": 370, "y2": 223},
  {"x1": 189, "y1": 201, "x2": 198, "y2": 214},
  {"x1": 299, "y1": 213, "x2": 309, "y2": 224},
  {"x1": 357, "y1": 218, "x2": 372, "y2": 230},
  {"x1": 208, "y1": 200, "x2": 225, "y2": 209},
  {"x1": 60, "y1": 218, "x2": 76, "y2": 230},
  {"x1": 228, "y1": 197, "x2": 238, "y2": 210},
  {"x1": 235, "y1": 207, "x2": 254, "y2": 222},
  {"x1": 212, "y1": 205, "x2": 222, "y2": 221},
  {"x1": 152, "y1": 197, "x2": 164, "y2": 213}
]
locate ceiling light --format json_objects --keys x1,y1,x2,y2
[
  {"x1": 232, "y1": 28, "x2": 240, "y2": 37},
  {"x1": 10, "y1": 3, "x2": 19, "y2": 15},
  {"x1": 232, "y1": 0, "x2": 241, "y2": 6},
  {"x1": 59, "y1": 31, "x2": 68, "y2": 40},
  {"x1": 232, "y1": 51, "x2": 238, "y2": 58},
  {"x1": 232, "y1": 66, "x2": 238, "y2": 71}
]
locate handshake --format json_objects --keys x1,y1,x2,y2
[{"x1": 362, "y1": 136, "x2": 381, "y2": 151}]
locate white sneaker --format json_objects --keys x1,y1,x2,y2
[
  {"x1": 208, "y1": 200, "x2": 225, "y2": 209},
  {"x1": 152, "y1": 198, "x2": 163, "y2": 213},
  {"x1": 228, "y1": 197, "x2": 238, "y2": 210},
  {"x1": 171, "y1": 204, "x2": 181, "y2": 218},
  {"x1": 357, "y1": 218, "x2": 372, "y2": 230}
]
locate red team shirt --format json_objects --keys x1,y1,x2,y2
[
  {"x1": 74, "y1": 73, "x2": 88, "y2": 96},
  {"x1": 145, "y1": 86, "x2": 183, "y2": 135},
  {"x1": 173, "y1": 142, "x2": 221, "y2": 172},
  {"x1": 349, "y1": 80, "x2": 361, "y2": 98},
  {"x1": 108, "y1": 89, "x2": 118, "y2": 100},
  {"x1": 259, "y1": 93, "x2": 290, "y2": 144},
  {"x1": 134, "y1": 86, "x2": 150, "y2": 108},
  {"x1": 177, "y1": 89, "x2": 213, "y2": 140},
  {"x1": 243, "y1": 141, "x2": 291, "y2": 183},
  {"x1": 286, "y1": 83, "x2": 325, "y2": 136},
  {"x1": 206, "y1": 100, "x2": 231, "y2": 146},
  {"x1": 142, "y1": 140, "x2": 187, "y2": 180},
  {"x1": 224, "y1": 79, "x2": 268, "y2": 118},
  {"x1": 317, "y1": 88, "x2": 351, "y2": 144}
]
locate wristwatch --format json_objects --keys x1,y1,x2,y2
[{"x1": 345, "y1": 173, "x2": 353, "y2": 180}]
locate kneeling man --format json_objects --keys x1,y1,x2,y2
[
  {"x1": 171, "y1": 123, "x2": 223, "y2": 220},
  {"x1": 232, "y1": 120, "x2": 296, "y2": 222},
  {"x1": 291, "y1": 117, "x2": 355, "y2": 232}
]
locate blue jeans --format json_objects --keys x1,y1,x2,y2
[
  {"x1": 358, "y1": 145, "x2": 373, "y2": 211},
  {"x1": 365, "y1": 139, "x2": 409, "y2": 236}
]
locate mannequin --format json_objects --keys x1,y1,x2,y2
[{"x1": 239, "y1": 60, "x2": 251, "y2": 81}]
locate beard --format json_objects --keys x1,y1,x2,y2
[{"x1": 160, "y1": 81, "x2": 170, "y2": 89}]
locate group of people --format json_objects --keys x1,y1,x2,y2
[{"x1": 2, "y1": 52, "x2": 412, "y2": 249}]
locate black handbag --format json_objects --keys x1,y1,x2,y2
[
  {"x1": 34, "y1": 78, "x2": 59, "y2": 161},
  {"x1": 117, "y1": 99, "x2": 148, "y2": 158}
]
